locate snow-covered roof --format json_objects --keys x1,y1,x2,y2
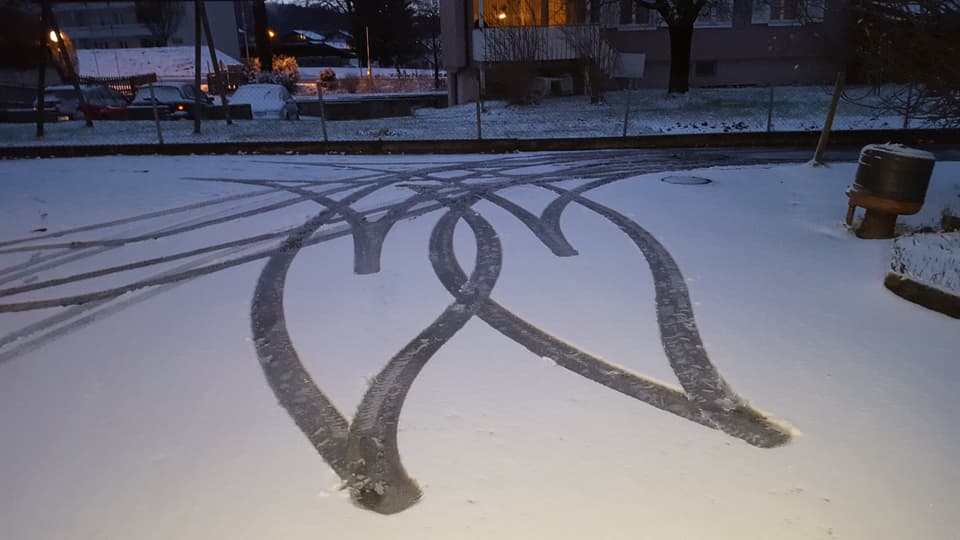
[
  {"x1": 292, "y1": 29, "x2": 326, "y2": 42},
  {"x1": 77, "y1": 47, "x2": 241, "y2": 80}
]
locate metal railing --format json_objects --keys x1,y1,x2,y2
[{"x1": 473, "y1": 24, "x2": 601, "y2": 63}]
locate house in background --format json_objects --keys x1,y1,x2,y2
[
  {"x1": 441, "y1": 0, "x2": 851, "y2": 105},
  {"x1": 271, "y1": 29, "x2": 355, "y2": 66},
  {"x1": 52, "y1": 1, "x2": 249, "y2": 61}
]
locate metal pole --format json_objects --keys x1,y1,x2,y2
[
  {"x1": 318, "y1": 83, "x2": 328, "y2": 143},
  {"x1": 365, "y1": 26, "x2": 372, "y2": 78},
  {"x1": 193, "y1": 0, "x2": 202, "y2": 134},
  {"x1": 813, "y1": 71, "x2": 845, "y2": 165},
  {"x1": 199, "y1": 0, "x2": 231, "y2": 125},
  {"x1": 36, "y1": 4, "x2": 48, "y2": 138},
  {"x1": 475, "y1": 73, "x2": 482, "y2": 140},
  {"x1": 766, "y1": 85, "x2": 774, "y2": 133},
  {"x1": 903, "y1": 83, "x2": 913, "y2": 129},
  {"x1": 148, "y1": 82, "x2": 163, "y2": 145},
  {"x1": 622, "y1": 79, "x2": 633, "y2": 137}
]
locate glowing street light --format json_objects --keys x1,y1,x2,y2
[
  {"x1": 497, "y1": 12, "x2": 507, "y2": 20},
  {"x1": 267, "y1": 28, "x2": 276, "y2": 39},
  {"x1": 49, "y1": 30, "x2": 59, "y2": 42}
]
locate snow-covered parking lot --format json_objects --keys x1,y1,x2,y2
[{"x1": 1, "y1": 150, "x2": 958, "y2": 540}]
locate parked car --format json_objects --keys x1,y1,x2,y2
[
  {"x1": 229, "y1": 84, "x2": 299, "y2": 120},
  {"x1": 130, "y1": 82, "x2": 213, "y2": 120},
  {"x1": 34, "y1": 84, "x2": 128, "y2": 120}
]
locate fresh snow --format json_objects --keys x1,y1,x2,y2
[
  {"x1": 77, "y1": 47, "x2": 241, "y2": 80},
  {"x1": 863, "y1": 143, "x2": 936, "y2": 161},
  {"x1": 1, "y1": 152, "x2": 959, "y2": 540},
  {"x1": 891, "y1": 232, "x2": 960, "y2": 294}
]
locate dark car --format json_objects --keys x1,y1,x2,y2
[
  {"x1": 34, "y1": 84, "x2": 129, "y2": 120},
  {"x1": 130, "y1": 82, "x2": 213, "y2": 119}
]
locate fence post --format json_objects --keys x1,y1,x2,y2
[
  {"x1": 476, "y1": 72, "x2": 482, "y2": 141},
  {"x1": 903, "y1": 83, "x2": 913, "y2": 129},
  {"x1": 766, "y1": 85, "x2": 774, "y2": 133},
  {"x1": 317, "y1": 82, "x2": 329, "y2": 143},
  {"x1": 622, "y1": 79, "x2": 633, "y2": 137},
  {"x1": 813, "y1": 71, "x2": 845, "y2": 165}
]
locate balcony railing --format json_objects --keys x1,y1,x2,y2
[{"x1": 472, "y1": 24, "x2": 601, "y2": 63}]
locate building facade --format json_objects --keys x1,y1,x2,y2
[
  {"x1": 53, "y1": 1, "x2": 248, "y2": 60},
  {"x1": 442, "y1": 0, "x2": 852, "y2": 104}
]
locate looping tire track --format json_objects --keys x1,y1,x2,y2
[
  {"x1": 0, "y1": 152, "x2": 797, "y2": 514},
  {"x1": 246, "y1": 156, "x2": 792, "y2": 515}
]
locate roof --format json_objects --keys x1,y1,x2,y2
[
  {"x1": 291, "y1": 29, "x2": 326, "y2": 42},
  {"x1": 77, "y1": 47, "x2": 241, "y2": 79}
]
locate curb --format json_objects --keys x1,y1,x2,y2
[
  {"x1": 884, "y1": 272, "x2": 960, "y2": 319},
  {"x1": 2, "y1": 128, "x2": 960, "y2": 159}
]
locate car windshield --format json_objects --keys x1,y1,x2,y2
[
  {"x1": 44, "y1": 89, "x2": 77, "y2": 103},
  {"x1": 133, "y1": 87, "x2": 184, "y2": 102}
]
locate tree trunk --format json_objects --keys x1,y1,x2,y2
[
  {"x1": 253, "y1": 0, "x2": 271, "y2": 70},
  {"x1": 667, "y1": 22, "x2": 694, "y2": 94}
]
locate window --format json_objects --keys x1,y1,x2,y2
[
  {"x1": 695, "y1": 0, "x2": 733, "y2": 27},
  {"x1": 752, "y1": 0, "x2": 824, "y2": 24},
  {"x1": 612, "y1": 0, "x2": 660, "y2": 28}
]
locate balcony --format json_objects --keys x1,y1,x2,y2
[{"x1": 472, "y1": 24, "x2": 601, "y2": 63}]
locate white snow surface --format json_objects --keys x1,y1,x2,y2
[
  {"x1": 891, "y1": 231, "x2": 960, "y2": 294},
  {"x1": 77, "y1": 47, "x2": 241, "y2": 80},
  {"x1": 862, "y1": 143, "x2": 937, "y2": 160},
  {"x1": 1, "y1": 153, "x2": 959, "y2": 540}
]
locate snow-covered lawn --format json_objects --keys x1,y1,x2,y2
[
  {"x1": 0, "y1": 85, "x2": 918, "y2": 146},
  {"x1": 78, "y1": 47, "x2": 241, "y2": 80},
  {"x1": 1, "y1": 151, "x2": 959, "y2": 540}
]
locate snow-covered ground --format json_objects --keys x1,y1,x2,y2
[
  {"x1": 891, "y1": 231, "x2": 960, "y2": 294},
  {"x1": 0, "y1": 85, "x2": 914, "y2": 146},
  {"x1": 1, "y1": 151, "x2": 959, "y2": 540},
  {"x1": 78, "y1": 47, "x2": 241, "y2": 81}
]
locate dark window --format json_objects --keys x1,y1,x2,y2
[{"x1": 695, "y1": 60, "x2": 717, "y2": 77}]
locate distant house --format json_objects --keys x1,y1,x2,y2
[
  {"x1": 441, "y1": 0, "x2": 850, "y2": 104},
  {"x1": 272, "y1": 29, "x2": 355, "y2": 66}
]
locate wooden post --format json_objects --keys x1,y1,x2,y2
[
  {"x1": 36, "y1": 3, "x2": 48, "y2": 138},
  {"x1": 148, "y1": 81, "x2": 163, "y2": 145},
  {"x1": 813, "y1": 70, "x2": 845, "y2": 165},
  {"x1": 317, "y1": 83, "x2": 328, "y2": 143},
  {"x1": 193, "y1": 0, "x2": 202, "y2": 134},
  {"x1": 199, "y1": 0, "x2": 231, "y2": 125}
]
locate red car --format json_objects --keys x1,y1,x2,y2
[{"x1": 35, "y1": 84, "x2": 129, "y2": 120}]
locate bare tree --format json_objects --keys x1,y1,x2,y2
[
  {"x1": 848, "y1": 0, "x2": 960, "y2": 127},
  {"x1": 562, "y1": 24, "x2": 619, "y2": 103},
  {"x1": 413, "y1": 0, "x2": 442, "y2": 89},
  {"x1": 134, "y1": 0, "x2": 183, "y2": 46}
]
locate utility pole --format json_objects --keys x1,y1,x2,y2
[
  {"x1": 253, "y1": 0, "x2": 272, "y2": 70},
  {"x1": 194, "y1": 0, "x2": 201, "y2": 134},
  {"x1": 43, "y1": 1, "x2": 92, "y2": 127},
  {"x1": 199, "y1": 0, "x2": 231, "y2": 125},
  {"x1": 36, "y1": 2, "x2": 49, "y2": 137}
]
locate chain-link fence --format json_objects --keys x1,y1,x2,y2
[{"x1": 1, "y1": 73, "x2": 945, "y2": 148}]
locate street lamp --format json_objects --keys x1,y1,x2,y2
[
  {"x1": 48, "y1": 30, "x2": 58, "y2": 42},
  {"x1": 267, "y1": 28, "x2": 276, "y2": 39}
]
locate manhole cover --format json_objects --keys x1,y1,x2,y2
[{"x1": 661, "y1": 176, "x2": 713, "y2": 185}]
